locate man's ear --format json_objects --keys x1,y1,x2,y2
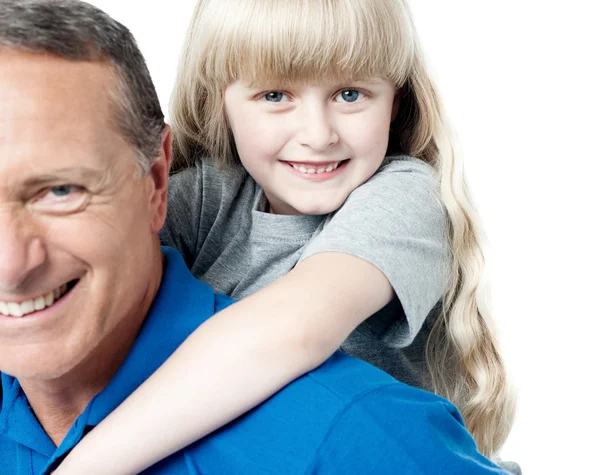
[
  {"x1": 391, "y1": 91, "x2": 401, "y2": 122},
  {"x1": 149, "y1": 125, "x2": 172, "y2": 233}
]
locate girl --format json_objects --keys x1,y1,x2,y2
[{"x1": 56, "y1": 0, "x2": 515, "y2": 472}]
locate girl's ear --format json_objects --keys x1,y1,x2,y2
[{"x1": 391, "y1": 91, "x2": 401, "y2": 122}]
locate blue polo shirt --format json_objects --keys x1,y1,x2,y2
[{"x1": 0, "y1": 247, "x2": 507, "y2": 474}]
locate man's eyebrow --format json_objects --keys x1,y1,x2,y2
[{"x1": 22, "y1": 167, "x2": 104, "y2": 187}]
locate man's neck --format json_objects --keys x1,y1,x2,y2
[
  {"x1": 19, "y1": 325, "x2": 139, "y2": 445},
  {"x1": 18, "y1": 378, "x2": 104, "y2": 445},
  {"x1": 19, "y1": 252, "x2": 164, "y2": 446}
]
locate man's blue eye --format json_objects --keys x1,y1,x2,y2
[
  {"x1": 51, "y1": 185, "x2": 73, "y2": 197},
  {"x1": 338, "y1": 90, "x2": 362, "y2": 103},
  {"x1": 30, "y1": 184, "x2": 87, "y2": 214},
  {"x1": 265, "y1": 91, "x2": 284, "y2": 102}
]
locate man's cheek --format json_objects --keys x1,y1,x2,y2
[{"x1": 44, "y1": 212, "x2": 126, "y2": 257}]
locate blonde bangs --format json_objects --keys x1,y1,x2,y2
[{"x1": 193, "y1": 0, "x2": 415, "y2": 87}]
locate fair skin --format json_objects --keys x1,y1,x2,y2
[
  {"x1": 0, "y1": 51, "x2": 171, "y2": 445},
  {"x1": 54, "y1": 77, "x2": 398, "y2": 473},
  {"x1": 226, "y1": 79, "x2": 398, "y2": 215}
]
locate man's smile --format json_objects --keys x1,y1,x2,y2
[{"x1": 0, "y1": 280, "x2": 78, "y2": 317}]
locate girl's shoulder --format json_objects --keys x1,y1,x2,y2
[
  {"x1": 352, "y1": 155, "x2": 439, "y2": 203},
  {"x1": 168, "y1": 156, "x2": 262, "y2": 217},
  {"x1": 374, "y1": 155, "x2": 436, "y2": 180},
  {"x1": 301, "y1": 154, "x2": 449, "y2": 349},
  {"x1": 169, "y1": 156, "x2": 251, "y2": 197},
  {"x1": 162, "y1": 157, "x2": 259, "y2": 267}
]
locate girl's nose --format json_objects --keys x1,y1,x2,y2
[{"x1": 296, "y1": 106, "x2": 339, "y2": 152}]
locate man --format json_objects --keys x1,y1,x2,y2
[{"x1": 0, "y1": 1, "x2": 507, "y2": 473}]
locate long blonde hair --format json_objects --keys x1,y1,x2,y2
[{"x1": 171, "y1": 0, "x2": 515, "y2": 457}]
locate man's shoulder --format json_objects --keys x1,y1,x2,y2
[
  {"x1": 144, "y1": 346, "x2": 505, "y2": 474},
  {"x1": 151, "y1": 352, "x2": 403, "y2": 473},
  {"x1": 158, "y1": 247, "x2": 235, "y2": 316},
  {"x1": 294, "y1": 351, "x2": 461, "y2": 437},
  {"x1": 300, "y1": 351, "x2": 409, "y2": 402},
  {"x1": 301, "y1": 354, "x2": 505, "y2": 473},
  {"x1": 164, "y1": 353, "x2": 465, "y2": 473}
]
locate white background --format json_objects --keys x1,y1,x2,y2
[{"x1": 88, "y1": 1, "x2": 600, "y2": 473}]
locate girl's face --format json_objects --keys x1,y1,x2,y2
[{"x1": 224, "y1": 78, "x2": 397, "y2": 215}]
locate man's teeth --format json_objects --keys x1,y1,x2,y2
[
  {"x1": 0, "y1": 284, "x2": 69, "y2": 318},
  {"x1": 291, "y1": 161, "x2": 341, "y2": 174}
]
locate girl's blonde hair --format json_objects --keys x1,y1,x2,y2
[{"x1": 171, "y1": 0, "x2": 515, "y2": 458}]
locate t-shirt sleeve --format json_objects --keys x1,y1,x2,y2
[
  {"x1": 299, "y1": 156, "x2": 450, "y2": 346},
  {"x1": 311, "y1": 386, "x2": 508, "y2": 475},
  {"x1": 160, "y1": 164, "x2": 204, "y2": 269}
]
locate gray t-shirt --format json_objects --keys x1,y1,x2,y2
[{"x1": 161, "y1": 155, "x2": 450, "y2": 387}]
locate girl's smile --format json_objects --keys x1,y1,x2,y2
[{"x1": 280, "y1": 158, "x2": 350, "y2": 182}]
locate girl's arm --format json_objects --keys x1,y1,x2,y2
[{"x1": 55, "y1": 252, "x2": 394, "y2": 474}]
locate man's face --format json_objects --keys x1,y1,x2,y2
[{"x1": 0, "y1": 51, "x2": 167, "y2": 381}]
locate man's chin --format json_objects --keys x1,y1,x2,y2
[{"x1": 0, "y1": 347, "x2": 87, "y2": 383}]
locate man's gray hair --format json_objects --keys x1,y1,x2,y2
[{"x1": 0, "y1": 0, "x2": 165, "y2": 173}]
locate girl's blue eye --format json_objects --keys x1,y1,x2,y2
[
  {"x1": 336, "y1": 89, "x2": 364, "y2": 103},
  {"x1": 264, "y1": 91, "x2": 285, "y2": 102}
]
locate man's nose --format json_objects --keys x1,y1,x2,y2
[
  {"x1": 297, "y1": 105, "x2": 339, "y2": 152},
  {"x1": 0, "y1": 208, "x2": 46, "y2": 291}
]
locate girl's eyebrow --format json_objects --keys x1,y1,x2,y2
[
  {"x1": 243, "y1": 78, "x2": 385, "y2": 90},
  {"x1": 343, "y1": 78, "x2": 387, "y2": 86},
  {"x1": 241, "y1": 81, "x2": 287, "y2": 90}
]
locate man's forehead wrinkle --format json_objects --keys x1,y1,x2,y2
[
  {"x1": 22, "y1": 167, "x2": 106, "y2": 186},
  {"x1": 0, "y1": 138, "x2": 113, "y2": 181},
  {"x1": 0, "y1": 105, "x2": 132, "y2": 196},
  {"x1": 0, "y1": 139, "x2": 125, "y2": 201}
]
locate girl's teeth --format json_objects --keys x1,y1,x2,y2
[{"x1": 292, "y1": 161, "x2": 341, "y2": 175}]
